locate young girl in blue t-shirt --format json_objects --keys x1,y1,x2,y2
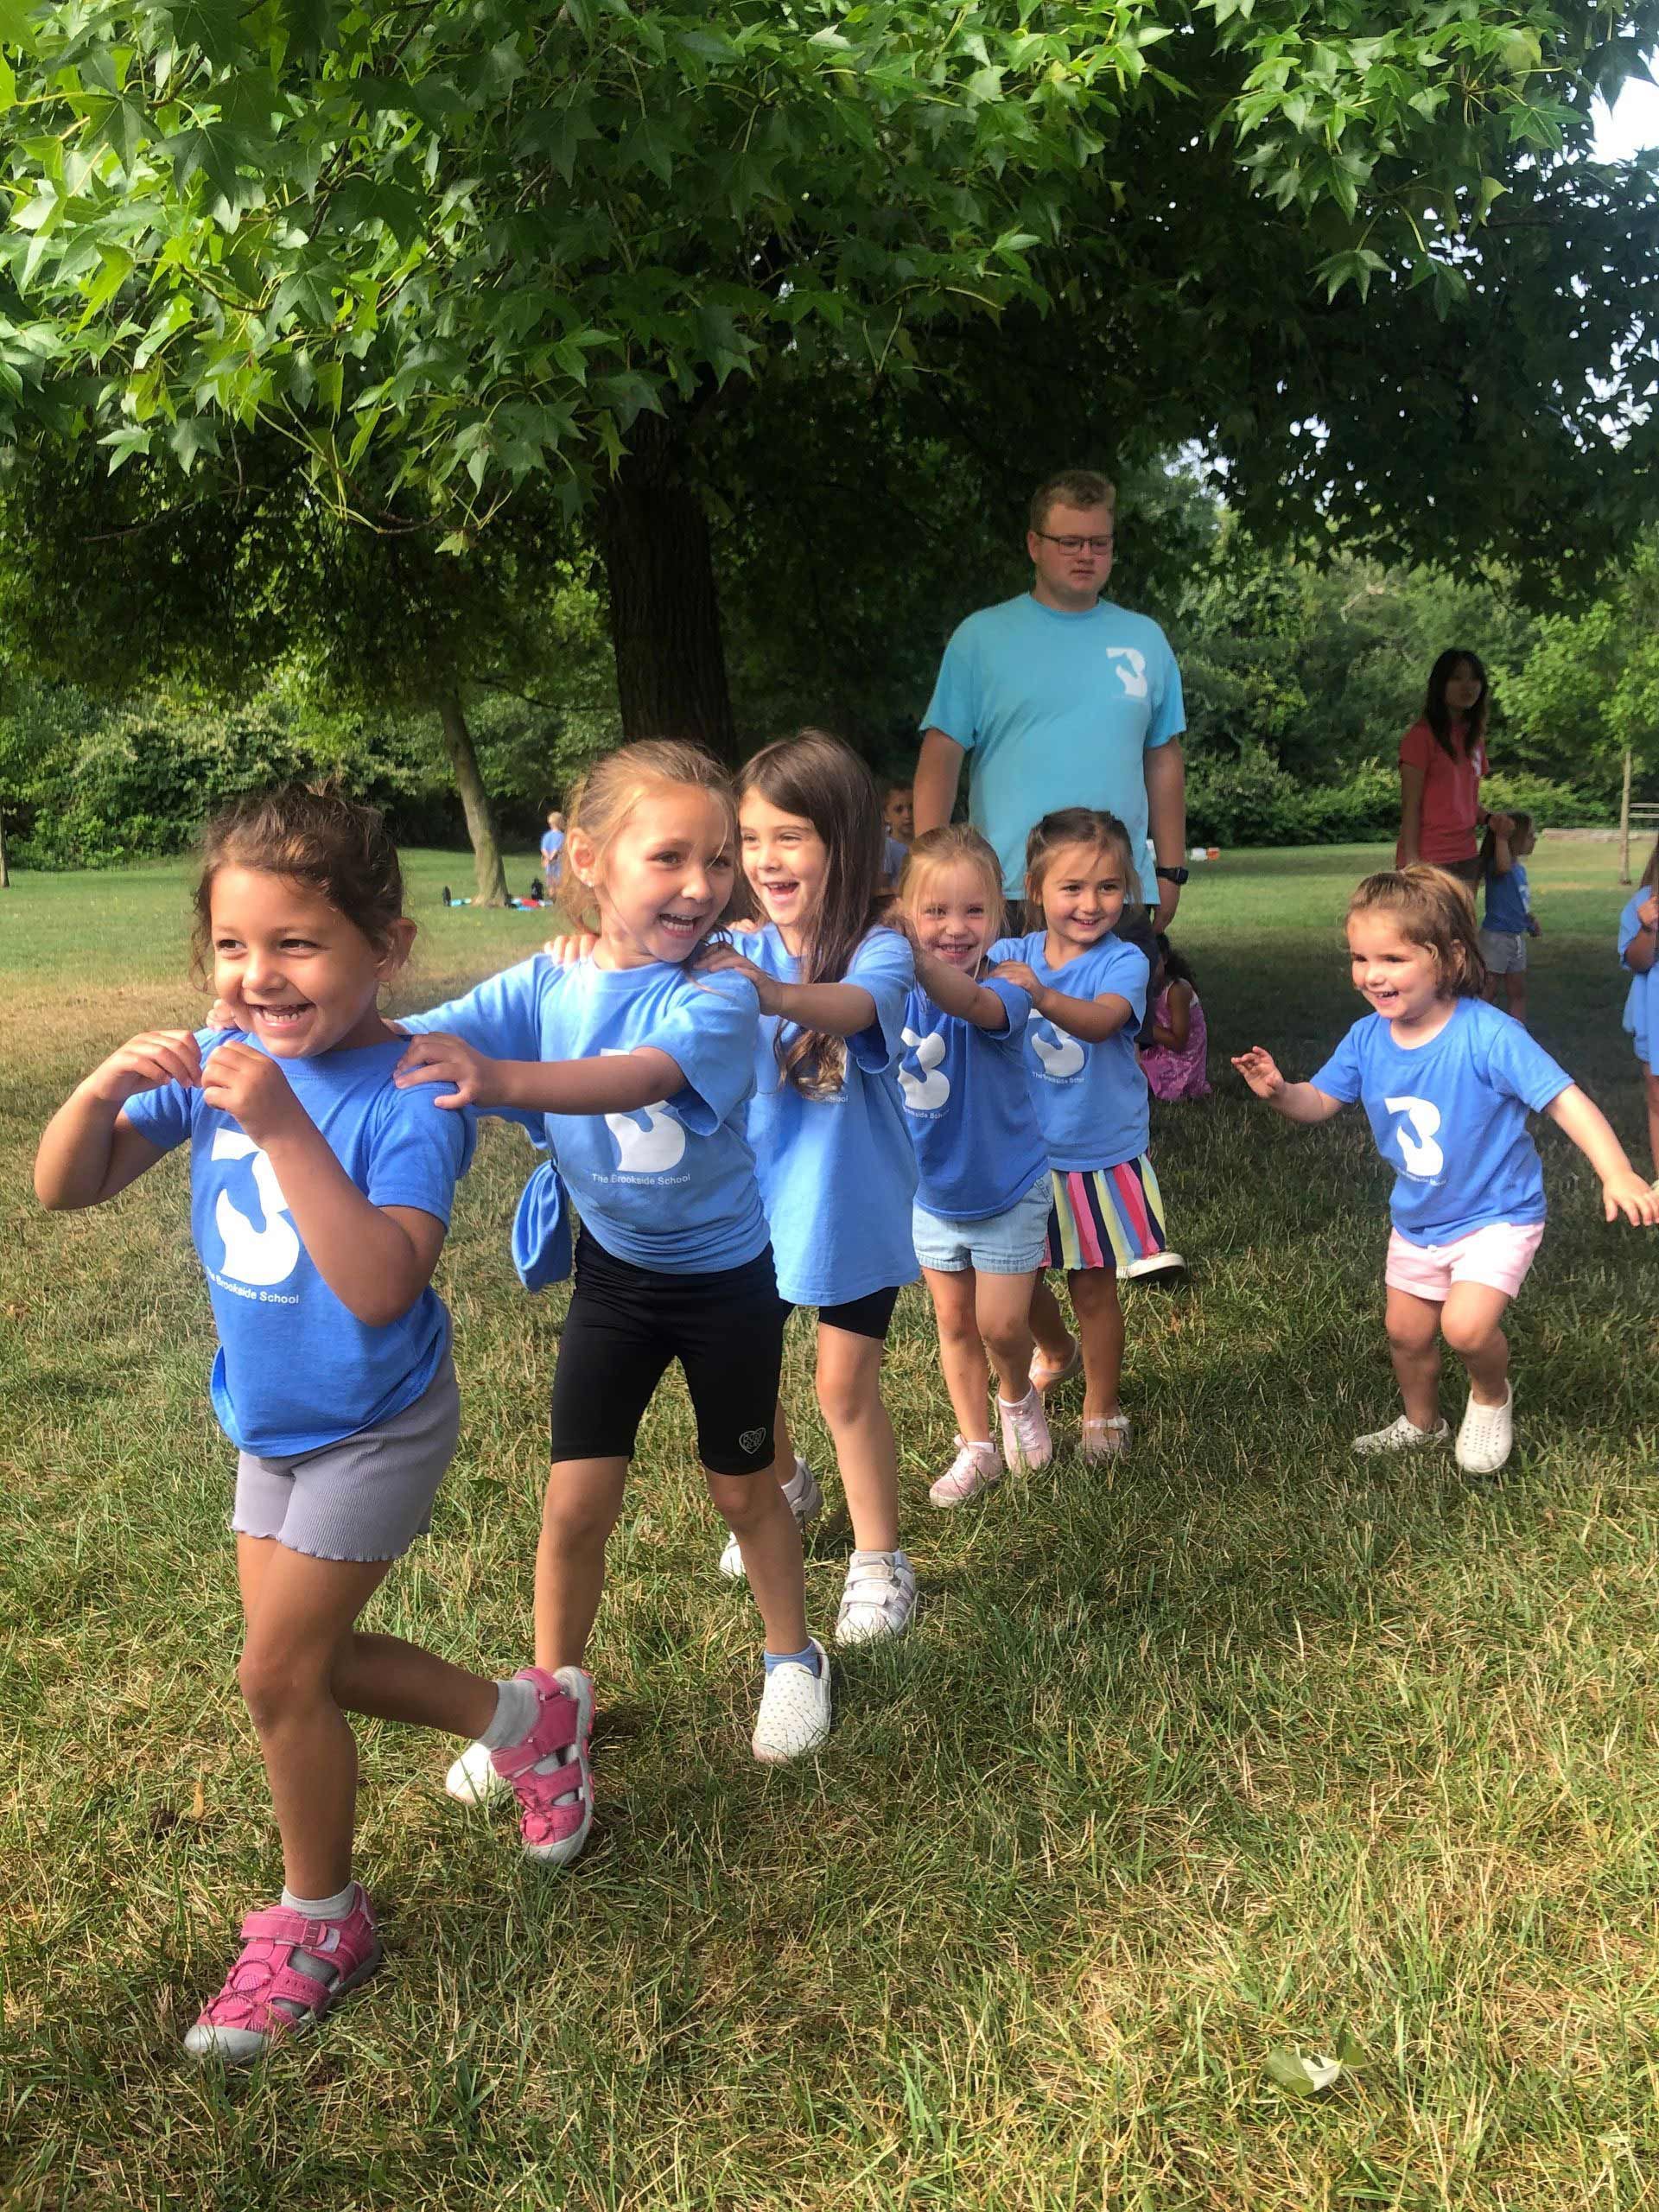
[
  {"x1": 696, "y1": 728, "x2": 921, "y2": 1644},
  {"x1": 34, "y1": 788, "x2": 544, "y2": 2064},
  {"x1": 1618, "y1": 833, "x2": 1659, "y2": 1178},
  {"x1": 1478, "y1": 811, "x2": 1540, "y2": 1025},
  {"x1": 893, "y1": 825, "x2": 1053, "y2": 1506},
  {"x1": 987, "y1": 807, "x2": 1158, "y2": 1459},
  {"x1": 1235, "y1": 864, "x2": 1656, "y2": 1476},
  {"x1": 397, "y1": 741, "x2": 830, "y2": 1853}
]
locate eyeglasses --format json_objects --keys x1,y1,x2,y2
[{"x1": 1035, "y1": 532, "x2": 1114, "y2": 555}]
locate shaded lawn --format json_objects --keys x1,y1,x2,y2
[{"x1": 3, "y1": 838, "x2": 1657, "y2": 2210}]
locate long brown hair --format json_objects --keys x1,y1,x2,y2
[
  {"x1": 737, "y1": 728, "x2": 889, "y2": 1097},
  {"x1": 1423, "y1": 649, "x2": 1490, "y2": 761},
  {"x1": 1642, "y1": 833, "x2": 1659, "y2": 892},
  {"x1": 1348, "y1": 864, "x2": 1487, "y2": 999}
]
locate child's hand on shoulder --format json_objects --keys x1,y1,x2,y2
[
  {"x1": 543, "y1": 932, "x2": 598, "y2": 965},
  {"x1": 85, "y1": 1029, "x2": 202, "y2": 1107},
  {"x1": 393, "y1": 1033, "x2": 501, "y2": 1109},
  {"x1": 693, "y1": 939, "x2": 779, "y2": 1012},
  {"x1": 200, "y1": 1039, "x2": 304, "y2": 1143},
  {"x1": 990, "y1": 959, "x2": 1046, "y2": 1011},
  {"x1": 1639, "y1": 895, "x2": 1659, "y2": 931},
  {"x1": 1230, "y1": 1046, "x2": 1285, "y2": 1100},
  {"x1": 1601, "y1": 1166, "x2": 1659, "y2": 1228}
]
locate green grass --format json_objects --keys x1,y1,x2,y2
[{"x1": 4, "y1": 837, "x2": 1659, "y2": 2211}]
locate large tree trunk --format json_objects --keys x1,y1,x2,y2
[
  {"x1": 597, "y1": 414, "x2": 735, "y2": 756},
  {"x1": 436, "y1": 691, "x2": 510, "y2": 906}
]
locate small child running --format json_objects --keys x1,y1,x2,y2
[{"x1": 1234, "y1": 865, "x2": 1656, "y2": 1477}]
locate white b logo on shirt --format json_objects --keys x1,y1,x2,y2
[
  {"x1": 1384, "y1": 1094, "x2": 1445, "y2": 1178},
  {"x1": 899, "y1": 1027, "x2": 950, "y2": 1111},
  {"x1": 211, "y1": 1129, "x2": 301, "y2": 1286},
  {"x1": 1106, "y1": 646, "x2": 1148, "y2": 700},
  {"x1": 1027, "y1": 1010, "x2": 1085, "y2": 1080},
  {"x1": 601, "y1": 1050, "x2": 686, "y2": 1173}
]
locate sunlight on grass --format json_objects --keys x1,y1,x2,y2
[{"x1": 3, "y1": 836, "x2": 1657, "y2": 2209}]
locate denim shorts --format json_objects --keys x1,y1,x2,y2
[{"x1": 912, "y1": 1175, "x2": 1051, "y2": 1274}]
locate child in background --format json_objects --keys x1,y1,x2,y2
[
  {"x1": 989, "y1": 807, "x2": 1162, "y2": 1458},
  {"x1": 881, "y1": 782, "x2": 914, "y2": 887},
  {"x1": 34, "y1": 789, "x2": 519, "y2": 2063},
  {"x1": 1140, "y1": 934, "x2": 1211, "y2": 1102},
  {"x1": 1478, "y1": 812, "x2": 1541, "y2": 1024},
  {"x1": 1234, "y1": 866, "x2": 1656, "y2": 1476},
  {"x1": 1617, "y1": 833, "x2": 1659, "y2": 1178},
  {"x1": 700, "y1": 729, "x2": 921, "y2": 1643},
  {"x1": 540, "y1": 809, "x2": 566, "y2": 888},
  {"x1": 894, "y1": 826, "x2": 1053, "y2": 1506},
  {"x1": 397, "y1": 741, "x2": 830, "y2": 1850}
]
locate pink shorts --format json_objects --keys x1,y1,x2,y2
[{"x1": 1385, "y1": 1220, "x2": 1545, "y2": 1304}]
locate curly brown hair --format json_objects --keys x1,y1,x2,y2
[
  {"x1": 192, "y1": 785, "x2": 404, "y2": 985},
  {"x1": 1347, "y1": 864, "x2": 1487, "y2": 999}
]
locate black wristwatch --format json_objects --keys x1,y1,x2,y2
[{"x1": 1155, "y1": 864, "x2": 1190, "y2": 887}]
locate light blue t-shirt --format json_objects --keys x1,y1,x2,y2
[
  {"x1": 120, "y1": 1030, "x2": 475, "y2": 1459},
  {"x1": 540, "y1": 827, "x2": 565, "y2": 869},
  {"x1": 988, "y1": 931, "x2": 1150, "y2": 1172},
  {"x1": 1484, "y1": 860, "x2": 1530, "y2": 935},
  {"x1": 883, "y1": 835, "x2": 909, "y2": 884},
  {"x1": 402, "y1": 955, "x2": 769, "y2": 1274},
  {"x1": 1309, "y1": 997, "x2": 1573, "y2": 1243},
  {"x1": 743, "y1": 924, "x2": 919, "y2": 1306},
  {"x1": 1618, "y1": 891, "x2": 1657, "y2": 1073},
  {"x1": 921, "y1": 594, "x2": 1185, "y2": 896},
  {"x1": 900, "y1": 976, "x2": 1047, "y2": 1221}
]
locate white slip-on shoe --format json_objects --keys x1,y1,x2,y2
[
  {"x1": 752, "y1": 1639, "x2": 832, "y2": 1762},
  {"x1": 1352, "y1": 1413, "x2": 1451, "y2": 1456},
  {"x1": 720, "y1": 1454, "x2": 823, "y2": 1580},
  {"x1": 835, "y1": 1550, "x2": 918, "y2": 1645},
  {"x1": 1121, "y1": 1249, "x2": 1187, "y2": 1282},
  {"x1": 1455, "y1": 1387, "x2": 1514, "y2": 1477},
  {"x1": 928, "y1": 1436, "x2": 1002, "y2": 1508},
  {"x1": 998, "y1": 1389, "x2": 1053, "y2": 1471}
]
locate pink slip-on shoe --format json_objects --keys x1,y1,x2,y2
[
  {"x1": 183, "y1": 1886, "x2": 380, "y2": 2064},
  {"x1": 489, "y1": 1665, "x2": 595, "y2": 1867}
]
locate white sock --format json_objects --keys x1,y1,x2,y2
[
  {"x1": 479, "y1": 1675, "x2": 540, "y2": 1751},
  {"x1": 281, "y1": 1881, "x2": 357, "y2": 1922},
  {"x1": 996, "y1": 1390, "x2": 1039, "y2": 1412}
]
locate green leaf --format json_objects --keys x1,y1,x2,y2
[{"x1": 1266, "y1": 2048, "x2": 1344, "y2": 2096}]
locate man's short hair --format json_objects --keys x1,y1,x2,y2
[{"x1": 1030, "y1": 469, "x2": 1116, "y2": 533}]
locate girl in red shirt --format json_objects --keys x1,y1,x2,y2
[{"x1": 1397, "y1": 651, "x2": 1507, "y2": 884}]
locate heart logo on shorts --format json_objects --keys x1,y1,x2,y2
[{"x1": 739, "y1": 1427, "x2": 766, "y2": 1453}]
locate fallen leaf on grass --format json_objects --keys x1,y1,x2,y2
[{"x1": 1266, "y1": 2032, "x2": 1370, "y2": 2096}]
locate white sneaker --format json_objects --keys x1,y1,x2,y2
[
  {"x1": 1081, "y1": 1413, "x2": 1131, "y2": 1459},
  {"x1": 998, "y1": 1389, "x2": 1053, "y2": 1471},
  {"x1": 835, "y1": 1550, "x2": 918, "y2": 1645},
  {"x1": 719, "y1": 1454, "x2": 823, "y2": 1580},
  {"x1": 1456, "y1": 1387, "x2": 1514, "y2": 1476},
  {"x1": 445, "y1": 1735, "x2": 509, "y2": 1805},
  {"x1": 1352, "y1": 1414, "x2": 1451, "y2": 1456},
  {"x1": 928, "y1": 1436, "x2": 1001, "y2": 1508},
  {"x1": 752, "y1": 1639, "x2": 832, "y2": 1762},
  {"x1": 1121, "y1": 1249, "x2": 1187, "y2": 1281}
]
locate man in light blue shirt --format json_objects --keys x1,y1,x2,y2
[{"x1": 912, "y1": 469, "x2": 1188, "y2": 929}]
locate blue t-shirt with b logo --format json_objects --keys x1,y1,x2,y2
[{"x1": 1310, "y1": 998, "x2": 1571, "y2": 1243}]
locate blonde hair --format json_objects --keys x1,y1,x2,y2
[
  {"x1": 558, "y1": 740, "x2": 738, "y2": 931},
  {"x1": 899, "y1": 825, "x2": 1007, "y2": 944},
  {"x1": 1347, "y1": 865, "x2": 1487, "y2": 999},
  {"x1": 1024, "y1": 807, "x2": 1141, "y2": 911}
]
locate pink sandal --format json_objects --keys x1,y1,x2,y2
[
  {"x1": 183, "y1": 1885, "x2": 380, "y2": 2064},
  {"x1": 489, "y1": 1665, "x2": 595, "y2": 1866}
]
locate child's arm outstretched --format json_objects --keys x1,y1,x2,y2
[
  {"x1": 35, "y1": 1030, "x2": 201, "y2": 1208},
  {"x1": 989, "y1": 960, "x2": 1132, "y2": 1044},
  {"x1": 1541, "y1": 1086, "x2": 1659, "y2": 1223},
  {"x1": 1230, "y1": 1046, "x2": 1343, "y2": 1125},
  {"x1": 695, "y1": 941, "x2": 878, "y2": 1038},
  {"x1": 394, "y1": 1033, "x2": 688, "y2": 1117},
  {"x1": 909, "y1": 944, "x2": 1018, "y2": 1031}
]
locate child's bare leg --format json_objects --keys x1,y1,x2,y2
[
  {"x1": 535, "y1": 1457, "x2": 627, "y2": 1670},
  {"x1": 1384, "y1": 1287, "x2": 1443, "y2": 1430},
  {"x1": 976, "y1": 1268, "x2": 1040, "y2": 1403},
  {"x1": 1505, "y1": 972, "x2": 1528, "y2": 1024},
  {"x1": 923, "y1": 1266, "x2": 993, "y2": 1440},
  {"x1": 707, "y1": 1470, "x2": 808, "y2": 1651},
  {"x1": 816, "y1": 1321, "x2": 899, "y2": 1553},
  {"x1": 1029, "y1": 1274, "x2": 1075, "y2": 1369},
  {"x1": 236, "y1": 1543, "x2": 394, "y2": 1899},
  {"x1": 1440, "y1": 1281, "x2": 1513, "y2": 1408},
  {"x1": 1645, "y1": 1071, "x2": 1659, "y2": 1180},
  {"x1": 1067, "y1": 1268, "x2": 1124, "y2": 1423}
]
